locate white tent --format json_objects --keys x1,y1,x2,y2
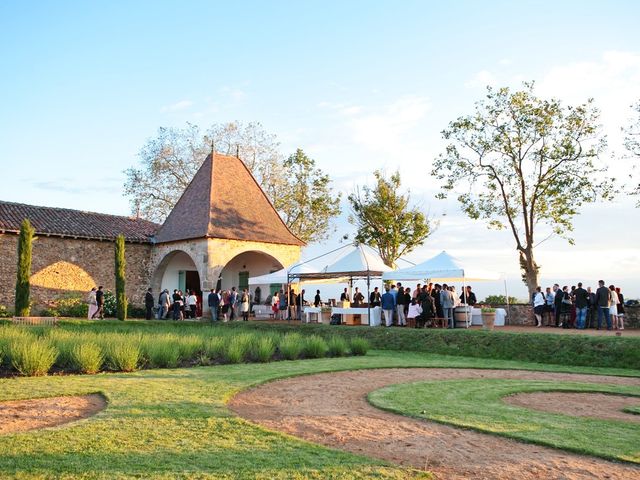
[
  {"x1": 324, "y1": 245, "x2": 392, "y2": 276},
  {"x1": 382, "y1": 250, "x2": 500, "y2": 282}
]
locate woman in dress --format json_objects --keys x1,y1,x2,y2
[
  {"x1": 240, "y1": 288, "x2": 250, "y2": 321},
  {"x1": 616, "y1": 287, "x2": 625, "y2": 330},
  {"x1": 609, "y1": 285, "x2": 620, "y2": 330},
  {"x1": 221, "y1": 290, "x2": 230, "y2": 322},
  {"x1": 87, "y1": 287, "x2": 98, "y2": 319},
  {"x1": 271, "y1": 291, "x2": 280, "y2": 318}
]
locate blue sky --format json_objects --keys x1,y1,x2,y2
[{"x1": 1, "y1": 1, "x2": 639, "y2": 299}]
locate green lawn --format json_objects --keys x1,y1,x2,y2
[
  {"x1": 2, "y1": 347, "x2": 640, "y2": 478},
  {"x1": 368, "y1": 378, "x2": 640, "y2": 463}
]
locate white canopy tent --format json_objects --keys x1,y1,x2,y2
[
  {"x1": 383, "y1": 251, "x2": 503, "y2": 328},
  {"x1": 382, "y1": 250, "x2": 500, "y2": 282},
  {"x1": 248, "y1": 264, "x2": 322, "y2": 285}
]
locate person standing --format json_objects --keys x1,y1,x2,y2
[
  {"x1": 532, "y1": 286, "x2": 545, "y2": 327},
  {"x1": 369, "y1": 287, "x2": 381, "y2": 307},
  {"x1": 418, "y1": 286, "x2": 436, "y2": 328},
  {"x1": 596, "y1": 280, "x2": 611, "y2": 330},
  {"x1": 587, "y1": 286, "x2": 597, "y2": 328},
  {"x1": 87, "y1": 287, "x2": 98, "y2": 319},
  {"x1": 92, "y1": 286, "x2": 105, "y2": 319},
  {"x1": 353, "y1": 287, "x2": 365, "y2": 306},
  {"x1": 340, "y1": 288, "x2": 350, "y2": 302},
  {"x1": 240, "y1": 288, "x2": 250, "y2": 321},
  {"x1": 144, "y1": 288, "x2": 154, "y2": 320},
  {"x1": 187, "y1": 290, "x2": 198, "y2": 319},
  {"x1": 553, "y1": 284, "x2": 565, "y2": 327},
  {"x1": 544, "y1": 287, "x2": 555, "y2": 327},
  {"x1": 459, "y1": 286, "x2": 477, "y2": 306},
  {"x1": 229, "y1": 287, "x2": 238, "y2": 321},
  {"x1": 208, "y1": 289, "x2": 220, "y2": 322},
  {"x1": 314, "y1": 289, "x2": 321, "y2": 307},
  {"x1": 396, "y1": 285, "x2": 407, "y2": 326},
  {"x1": 616, "y1": 287, "x2": 625, "y2": 330},
  {"x1": 413, "y1": 284, "x2": 422, "y2": 301},
  {"x1": 159, "y1": 289, "x2": 170, "y2": 319},
  {"x1": 381, "y1": 286, "x2": 395, "y2": 327},
  {"x1": 440, "y1": 283, "x2": 455, "y2": 328},
  {"x1": 271, "y1": 290, "x2": 280, "y2": 318},
  {"x1": 573, "y1": 283, "x2": 589, "y2": 329},
  {"x1": 432, "y1": 284, "x2": 444, "y2": 320},
  {"x1": 609, "y1": 285, "x2": 620, "y2": 330}
]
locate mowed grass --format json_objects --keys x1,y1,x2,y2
[{"x1": 368, "y1": 378, "x2": 640, "y2": 463}]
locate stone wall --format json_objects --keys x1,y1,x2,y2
[
  {"x1": 494, "y1": 303, "x2": 639, "y2": 328},
  {"x1": 0, "y1": 233, "x2": 152, "y2": 314}
]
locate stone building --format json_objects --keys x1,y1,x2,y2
[{"x1": 0, "y1": 152, "x2": 304, "y2": 314}]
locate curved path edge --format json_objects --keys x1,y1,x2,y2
[{"x1": 229, "y1": 368, "x2": 640, "y2": 480}]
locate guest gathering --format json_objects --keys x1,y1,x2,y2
[{"x1": 85, "y1": 279, "x2": 629, "y2": 330}]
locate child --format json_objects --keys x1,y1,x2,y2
[{"x1": 407, "y1": 299, "x2": 422, "y2": 329}]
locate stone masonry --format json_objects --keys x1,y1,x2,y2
[{"x1": 0, "y1": 233, "x2": 152, "y2": 314}]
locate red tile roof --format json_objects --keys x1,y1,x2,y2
[
  {"x1": 0, "y1": 200, "x2": 159, "y2": 243},
  {"x1": 154, "y1": 153, "x2": 305, "y2": 246}
]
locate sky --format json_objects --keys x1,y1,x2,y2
[{"x1": 1, "y1": 0, "x2": 639, "y2": 300}]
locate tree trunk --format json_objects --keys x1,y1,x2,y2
[{"x1": 519, "y1": 249, "x2": 539, "y2": 299}]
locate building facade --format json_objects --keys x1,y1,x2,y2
[{"x1": 0, "y1": 153, "x2": 304, "y2": 314}]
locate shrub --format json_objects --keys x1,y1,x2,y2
[
  {"x1": 349, "y1": 337, "x2": 370, "y2": 356},
  {"x1": 103, "y1": 291, "x2": 117, "y2": 318},
  {"x1": 10, "y1": 338, "x2": 58, "y2": 376},
  {"x1": 303, "y1": 335, "x2": 329, "y2": 358},
  {"x1": 278, "y1": 333, "x2": 304, "y2": 360},
  {"x1": 143, "y1": 339, "x2": 180, "y2": 368},
  {"x1": 70, "y1": 342, "x2": 104, "y2": 374},
  {"x1": 177, "y1": 335, "x2": 203, "y2": 360},
  {"x1": 224, "y1": 334, "x2": 254, "y2": 364},
  {"x1": 203, "y1": 336, "x2": 226, "y2": 363},
  {"x1": 104, "y1": 339, "x2": 140, "y2": 372},
  {"x1": 40, "y1": 295, "x2": 88, "y2": 318},
  {"x1": 251, "y1": 336, "x2": 276, "y2": 362},
  {"x1": 327, "y1": 336, "x2": 349, "y2": 357},
  {"x1": 0, "y1": 305, "x2": 12, "y2": 318}
]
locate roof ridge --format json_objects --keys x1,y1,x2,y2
[{"x1": 0, "y1": 199, "x2": 159, "y2": 225}]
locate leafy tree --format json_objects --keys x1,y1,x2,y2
[
  {"x1": 115, "y1": 234, "x2": 127, "y2": 320},
  {"x1": 623, "y1": 100, "x2": 640, "y2": 206},
  {"x1": 348, "y1": 170, "x2": 432, "y2": 267},
  {"x1": 276, "y1": 149, "x2": 341, "y2": 242},
  {"x1": 433, "y1": 83, "x2": 614, "y2": 296},
  {"x1": 15, "y1": 219, "x2": 34, "y2": 316},
  {"x1": 123, "y1": 122, "x2": 339, "y2": 242}
]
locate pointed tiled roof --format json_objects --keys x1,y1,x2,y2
[
  {"x1": 0, "y1": 200, "x2": 159, "y2": 243},
  {"x1": 154, "y1": 153, "x2": 305, "y2": 246}
]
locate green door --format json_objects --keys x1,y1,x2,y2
[{"x1": 238, "y1": 271, "x2": 249, "y2": 291}]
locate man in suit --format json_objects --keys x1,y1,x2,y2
[
  {"x1": 340, "y1": 288, "x2": 350, "y2": 302},
  {"x1": 369, "y1": 287, "x2": 381, "y2": 307},
  {"x1": 145, "y1": 288, "x2": 155, "y2": 320},
  {"x1": 573, "y1": 282, "x2": 589, "y2": 329},
  {"x1": 381, "y1": 286, "x2": 396, "y2": 327},
  {"x1": 418, "y1": 286, "x2": 437, "y2": 328},
  {"x1": 208, "y1": 289, "x2": 220, "y2": 322},
  {"x1": 595, "y1": 280, "x2": 611, "y2": 330},
  {"x1": 440, "y1": 283, "x2": 455, "y2": 328}
]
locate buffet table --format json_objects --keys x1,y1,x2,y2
[
  {"x1": 331, "y1": 306, "x2": 382, "y2": 326},
  {"x1": 303, "y1": 306, "x2": 326, "y2": 323}
]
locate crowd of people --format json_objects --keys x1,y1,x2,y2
[
  {"x1": 531, "y1": 281, "x2": 626, "y2": 330},
  {"x1": 146, "y1": 288, "x2": 200, "y2": 320}
]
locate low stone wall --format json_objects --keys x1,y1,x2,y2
[{"x1": 491, "y1": 303, "x2": 639, "y2": 328}]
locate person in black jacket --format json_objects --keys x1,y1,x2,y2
[
  {"x1": 92, "y1": 286, "x2": 104, "y2": 319},
  {"x1": 418, "y1": 286, "x2": 437, "y2": 328},
  {"x1": 145, "y1": 288, "x2": 154, "y2": 320},
  {"x1": 369, "y1": 287, "x2": 381, "y2": 307},
  {"x1": 553, "y1": 284, "x2": 564, "y2": 327}
]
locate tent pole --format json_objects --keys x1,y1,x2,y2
[
  {"x1": 463, "y1": 275, "x2": 469, "y2": 328},
  {"x1": 367, "y1": 272, "x2": 371, "y2": 327}
]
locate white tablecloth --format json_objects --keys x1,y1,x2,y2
[
  {"x1": 331, "y1": 306, "x2": 382, "y2": 326},
  {"x1": 470, "y1": 308, "x2": 506, "y2": 326},
  {"x1": 303, "y1": 306, "x2": 323, "y2": 323}
]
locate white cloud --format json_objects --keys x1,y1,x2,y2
[
  {"x1": 220, "y1": 86, "x2": 247, "y2": 101},
  {"x1": 345, "y1": 95, "x2": 431, "y2": 152},
  {"x1": 160, "y1": 100, "x2": 193, "y2": 113},
  {"x1": 464, "y1": 69, "x2": 498, "y2": 89}
]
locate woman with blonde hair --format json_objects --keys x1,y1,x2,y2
[{"x1": 609, "y1": 285, "x2": 619, "y2": 330}]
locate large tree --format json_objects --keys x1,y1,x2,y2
[
  {"x1": 432, "y1": 83, "x2": 614, "y2": 296},
  {"x1": 123, "y1": 121, "x2": 339, "y2": 242},
  {"x1": 623, "y1": 100, "x2": 640, "y2": 205},
  {"x1": 275, "y1": 149, "x2": 341, "y2": 242},
  {"x1": 348, "y1": 170, "x2": 432, "y2": 268},
  {"x1": 114, "y1": 234, "x2": 127, "y2": 321}
]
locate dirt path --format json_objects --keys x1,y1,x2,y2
[
  {"x1": 229, "y1": 368, "x2": 640, "y2": 480},
  {"x1": 0, "y1": 394, "x2": 106, "y2": 435}
]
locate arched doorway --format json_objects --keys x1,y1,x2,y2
[
  {"x1": 218, "y1": 251, "x2": 284, "y2": 305},
  {"x1": 151, "y1": 250, "x2": 202, "y2": 307}
]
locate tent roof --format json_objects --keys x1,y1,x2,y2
[
  {"x1": 297, "y1": 245, "x2": 392, "y2": 280},
  {"x1": 382, "y1": 250, "x2": 501, "y2": 282},
  {"x1": 248, "y1": 264, "x2": 318, "y2": 285}
]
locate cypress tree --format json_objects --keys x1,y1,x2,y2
[
  {"x1": 115, "y1": 234, "x2": 127, "y2": 320},
  {"x1": 15, "y1": 218, "x2": 35, "y2": 316}
]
